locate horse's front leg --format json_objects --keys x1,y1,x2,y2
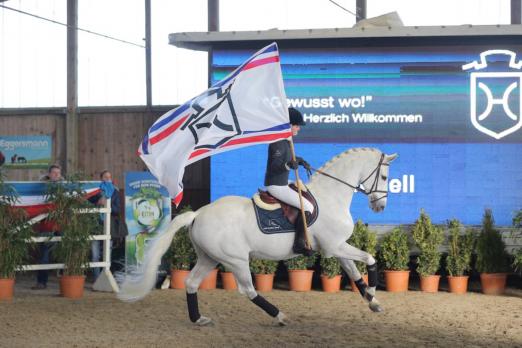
[{"x1": 333, "y1": 243, "x2": 383, "y2": 313}]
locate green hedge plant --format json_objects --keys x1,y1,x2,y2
[
  {"x1": 476, "y1": 209, "x2": 509, "y2": 273},
  {"x1": 0, "y1": 170, "x2": 34, "y2": 279},
  {"x1": 166, "y1": 206, "x2": 196, "y2": 271},
  {"x1": 512, "y1": 209, "x2": 522, "y2": 228},
  {"x1": 285, "y1": 253, "x2": 316, "y2": 271},
  {"x1": 381, "y1": 226, "x2": 410, "y2": 271},
  {"x1": 250, "y1": 259, "x2": 278, "y2": 274},
  {"x1": 348, "y1": 220, "x2": 377, "y2": 274},
  {"x1": 446, "y1": 219, "x2": 475, "y2": 276},
  {"x1": 47, "y1": 175, "x2": 100, "y2": 276},
  {"x1": 319, "y1": 253, "x2": 342, "y2": 278},
  {"x1": 218, "y1": 264, "x2": 231, "y2": 272},
  {"x1": 513, "y1": 249, "x2": 522, "y2": 275},
  {"x1": 411, "y1": 210, "x2": 444, "y2": 276},
  {"x1": 512, "y1": 211, "x2": 522, "y2": 275}
]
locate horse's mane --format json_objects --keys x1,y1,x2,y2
[{"x1": 312, "y1": 147, "x2": 381, "y2": 179}]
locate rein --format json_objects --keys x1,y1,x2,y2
[{"x1": 309, "y1": 153, "x2": 389, "y2": 203}]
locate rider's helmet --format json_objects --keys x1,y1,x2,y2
[{"x1": 289, "y1": 107, "x2": 306, "y2": 126}]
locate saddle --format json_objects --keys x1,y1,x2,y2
[{"x1": 252, "y1": 182, "x2": 319, "y2": 234}]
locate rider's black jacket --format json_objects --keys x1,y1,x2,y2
[{"x1": 264, "y1": 139, "x2": 291, "y2": 186}]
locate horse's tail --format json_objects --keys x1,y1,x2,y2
[{"x1": 117, "y1": 210, "x2": 198, "y2": 302}]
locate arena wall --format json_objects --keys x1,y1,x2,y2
[{"x1": 0, "y1": 107, "x2": 210, "y2": 210}]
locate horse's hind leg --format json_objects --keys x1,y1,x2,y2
[
  {"x1": 184, "y1": 251, "x2": 218, "y2": 326},
  {"x1": 226, "y1": 260, "x2": 288, "y2": 326}
]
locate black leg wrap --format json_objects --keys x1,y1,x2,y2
[
  {"x1": 251, "y1": 295, "x2": 279, "y2": 317},
  {"x1": 356, "y1": 278, "x2": 374, "y2": 302},
  {"x1": 186, "y1": 292, "x2": 201, "y2": 323},
  {"x1": 355, "y1": 278, "x2": 368, "y2": 298},
  {"x1": 367, "y1": 263, "x2": 378, "y2": 288}
]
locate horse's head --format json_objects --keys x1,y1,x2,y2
[
  {"x1": 309, "y1": 148, "x2": 398, "y2": 214},
  {"x1": 359, "y1": 152, "x2": 398, "y2": 213}
]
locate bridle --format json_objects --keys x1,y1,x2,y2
[{"x1": 309, "y1": 153, "x2": 389, "y2": 203}]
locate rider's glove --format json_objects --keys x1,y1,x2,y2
[
  {"x1": 296, "y1": 156, "x2": 311, "y2": 170},
  {"x1": 286, "y1": 160, "x2": 299, "y2": 170}
]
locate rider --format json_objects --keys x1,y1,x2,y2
[{"x1": 264, "y1": 107, "x2": 314, "y2": 256}]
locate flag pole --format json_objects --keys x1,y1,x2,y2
[{"x1": 288, "y1": 138, "x2": 312, "y2": 250}]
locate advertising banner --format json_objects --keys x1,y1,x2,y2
[
  {"x1": 210, "y1": 42, "x2": 522, "y2": 226},
  {"x1": 0, "y1": 135, "x2": 52, "y2": 169},
  {"x1": 124, "y1": 172, "x2": 171, "y2": 268}
]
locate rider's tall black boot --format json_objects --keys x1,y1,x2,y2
[{"x1": 293, "y1": 211, "x2": 313, "y2": 256}]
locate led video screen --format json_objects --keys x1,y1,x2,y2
[{"x1": 210, "y1": 40, "x2": 522, "y2": 225}]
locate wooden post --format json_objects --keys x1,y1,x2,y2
[
  {"x1": 356, "y1": 0, "x2": 367, "y2": 22},
  {"x1": 288, "y1": 139, "x2": 312, "y2": 249},
  {"x1": 145, "y1": 0, "x2": 152, "y2": 109},
  {"x1": 207, "y1": 0, "x2": 219, "y2": 87},
  {"x1": 512, "y1": 0, "x2": 521, "y2": 24},
  {"x1": 208, "y1": 0, "x2": 219, "y2": 32},
  {"x1": 66, "y1": 0, "x2": 78, "y2": 173}
]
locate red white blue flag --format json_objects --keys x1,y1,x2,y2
[
  {"x1": 138, "y1": 42, "x2": 291, "y2": 206},
  {"x1": 7, "y1": 182, "x2": 101, "y2": 218}
]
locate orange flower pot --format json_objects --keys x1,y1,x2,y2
[
  {"x1": 254, "y1": 274, "x2": 275, "y2": 292},
  {"x1": 60, "y1": 275, "x2": 85, "y2": 299},
  {"x1": 447, "y1": 275, "x2": 469, "y2": 294},
  {"x1": 220, "y1": 272, "x2": 237, "y2": 290},
  {"x1": 170, "y1": 269, "x2": 190, "y2": 289},
  {"x1": 0, "y1": 278, "x2": 15, "y2": 301},
  {"x1": 350, "y1": 274, "x2": 369, "y2": 293},
  {"x1": 480, "y1": 273, "x2": 507, "y2": 295},
  {"x1": 288, "y1": 270, "x2": 314, "y2": 292},
  {"x1": 384, "y1": 270, "x2": 410, "y2": 292},
  {"x1": 321, "y1": 274, "x2": 341, "y2": 293},
  {"x1": 420, "y1": 275, "x2": 440, "y2": 293},
  {"x1": 199, "y1": 269, "x2": 218, "y2": 290}
]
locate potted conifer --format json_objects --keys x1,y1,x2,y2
[
  {"x1": 381, "y1": 226, "x2": 410, "y2": 292},
  {"x1": 250, "y1": 259, "x2": 278, "y2": 292},
  {"x1": 166, "y1": 207, "x2": 196, "y2": 289},
  {"x1": 348, "y1": 220, "x2": 377, "y2": 292},
  {"x1": 218, "y1": 264, "x2": 237, "y2": 291},
  {"x1": 198, "y1": 268, "x2": 219, "y2": 290},
  {"x1": 446, "y1": 219, "x2": 475, "y2": 294},
  {"x1": 513, "y1": 249, "x2": 522, "y2": 277},
  {"x1": 412, "y1": 210, "x2": 444, "y2": 293},
  {"x1": 0, "y1": 171, "x2": 33, "y2": 300},
  {"x1": 47, "y1": 176, "x2": 100, "y2": 299},
  {"x1": 285, "y1": 254, "x2": 316, "y2": 292},
  {"x1": 319, "y1": 253, "x2": 342, "y2": 292},
  {"x1": 512, "y1": 210, "x2": 522, "y2": 283},
  {"x1": 476, "y1": 209, "x2": 509, "y2": 295}
]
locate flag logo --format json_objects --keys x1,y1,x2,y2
[{"x1": 181, "y1": 83, "x2": 240, "y2": 150}]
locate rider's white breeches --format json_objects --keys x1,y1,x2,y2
[{"x1": 266, "y1": 185, "x2": 314, "y2": 213}]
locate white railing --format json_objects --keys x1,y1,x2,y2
[{"x1": 20, "y1": 198, "x2": 119, "y2": 293}]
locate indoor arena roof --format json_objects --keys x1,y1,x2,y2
[{"x1": 169, "y1": 24, "x2": 522, "y2": 51}]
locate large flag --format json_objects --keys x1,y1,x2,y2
[
  {"x1": 7, "y1": 182, "x2": 101, "y2": 219},
  {"x1": 138, "y1": 42, "x2": 292, "y2": 206}
]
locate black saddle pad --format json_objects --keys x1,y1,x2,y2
[
  {"x1": 252, "y1": 190, "x2": 319, "y2": 235},
  {"x1": 252, "y1": 204, "x2": 296, "y2": 234}
]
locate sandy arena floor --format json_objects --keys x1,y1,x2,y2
[{"x1": 1, "y1": 275, "x2": 521, "y2": 348}]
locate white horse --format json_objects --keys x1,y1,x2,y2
[{"x1": 118, "y1": 147, "x2": 397, "y2": 326}]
